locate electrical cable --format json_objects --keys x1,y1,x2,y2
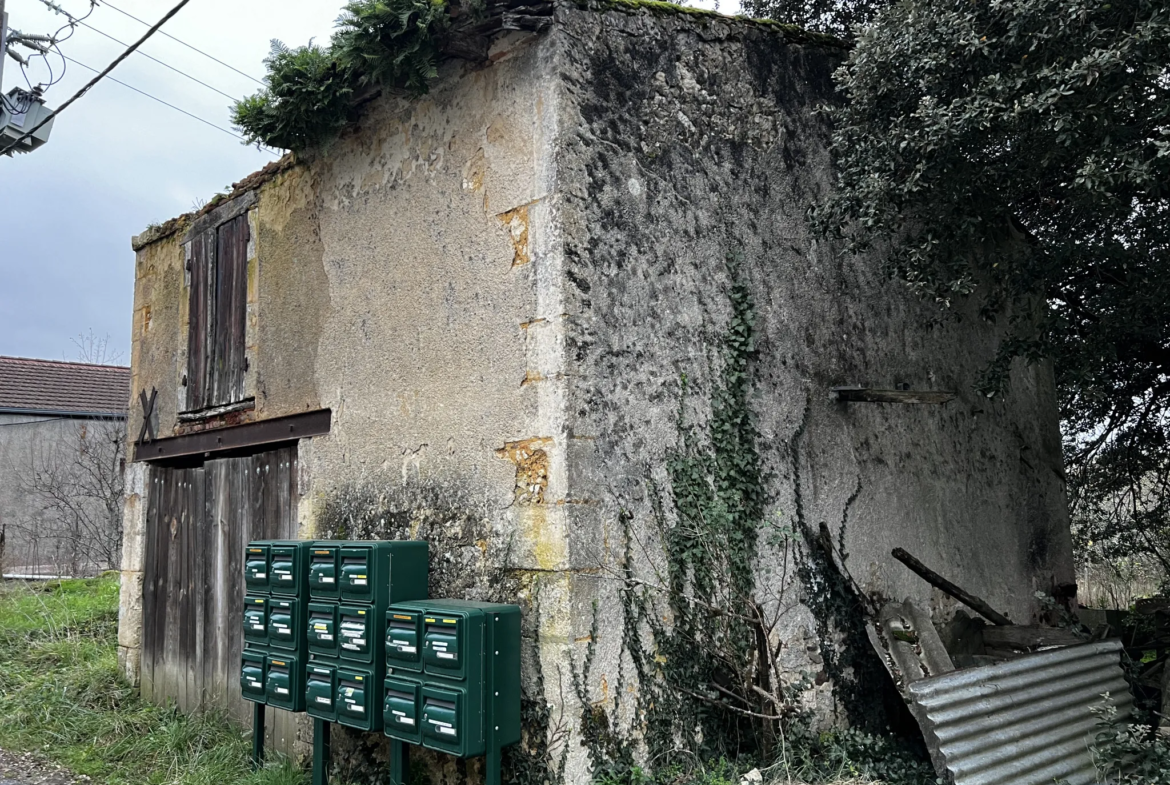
[
  {"x1": 95, "y1": 0, "x2": 264, "y2": 86},
  {"x1": 0, "y1": 0, "x2": 195, "y2": 156},
  {"x1": 73, "y1": 19, "x2": 239, "y2": 101},
  {"x1": 59, "y1": 53, "x2": 245, "y2": 141}
]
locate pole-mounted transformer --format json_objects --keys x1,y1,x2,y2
[{"x1": 0, "y1": 1, "x2": 57, "y2": 156}]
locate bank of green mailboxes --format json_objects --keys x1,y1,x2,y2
[
  {"x1": 382, "y1": 600, "x2": 521, "y2": 759},
  {"x1": 241, "y1": 539, "x2": 429, "y2": 717}
]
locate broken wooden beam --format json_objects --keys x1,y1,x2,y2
[
  {"x1": 892, "y1": 547, "x2": 1013, "y2": 626},
  {"x1": 831, "y1": 387, "x2": 956, "y2": 404}
]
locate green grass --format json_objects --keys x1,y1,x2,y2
[{"x1": 0, "y1": 576, "x2": 307, "y2": 785}]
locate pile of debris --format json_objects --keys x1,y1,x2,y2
[{"x1": 825, "y1": 534, "x2": 1138, "y2": 785}]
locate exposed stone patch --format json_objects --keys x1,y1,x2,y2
[{"x1": 495, "y1": 438, "x2": 552, "y2": 505}]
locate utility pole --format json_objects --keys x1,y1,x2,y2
[{"x1": 0, "y1": 0, "x2": 8, "y2": 91}]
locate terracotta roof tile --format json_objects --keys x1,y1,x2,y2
[{"x1": 0, "y1": 356, "x2": 131, "y2": 416}]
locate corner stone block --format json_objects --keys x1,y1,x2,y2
[{"x1": 117, "y1": 570, "x2": 144, "y2": 650}]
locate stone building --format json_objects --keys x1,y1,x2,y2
[
  {"x1": 0, "y1": 356, "x2": 129, "y2": 577},
  {"x1": 118, "y1": 0, "x2": 1075, "y2": 779}
]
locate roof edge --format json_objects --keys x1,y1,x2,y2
[
  {"x1": 577, "y1": 0, "x2": 848, "y2": 48},
  {"x1": 0, "y1": 407, "x2": 128, "y2": 419},
  {"x1": 132, "y1": 154, "x2": 300, "y2": 251}
]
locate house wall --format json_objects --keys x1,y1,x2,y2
[
  {"x1": 121, "y1": 28, "x2": 568, "y2": 765},
  {"x1": 120, "y1": 3, "x2": 1075, "y2": 778},
  {"x1": 0, "y1": 412, "x2": 125, "y2": 576}
]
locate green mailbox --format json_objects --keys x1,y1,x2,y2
[
  {"x1": 307, "y1": 602, "x2": 340, "y2": 658},
  {"x1": 384, "y1": 600, "x2": 521, "y2": 760},
  {"x1": 243, "y1": 595, "x2": 269, "y2": 646},
  {"x1": 308, "y1": 542, "x2": 341, "y2": 600},
  {"x1": 265, "y1": 654, "x2": 306, "y2": 712},
  {"x1": 421, "y1": 684, "x2": 469, "y2": 755},
  {"x1": 306, "y1": 661, "x2": 338, "y2": 721},
  {"x1": 268, "y1": 541, "x2": 313, "y2": 597},
  {"x1": 385, "y1": 609, "x2": 423, "y2": 671},
  {"x1": 241, "y1": 649, "x2": 267, "y2": 703},
  {"x1": 244, "y1": 544, "x2": 270, "y2": 593},
  {"x1": 336, "y1": 666, "x2": 381, "y2": 731},
  {"x1": 339, "y1": 604, "x2": 376, "y2": 664},
  {"x1": 268, "y1": 597, "x2": 305, "y2": 652},
  {"x1": 383, "y1": 676, "x2": 422, "y2": 744}
]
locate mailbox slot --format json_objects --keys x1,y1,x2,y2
[
  {"x1": 240, "y1": 650, "x2": 266, "y2": 703},
  {"x1": 339, "y1": 549, "x2": 371, "y2": 602},
  {"x1": 339, "y1": 605, "x2": 373, "y2": 664},
  {"x1": 265, "y1": 654, "x2": 304, "y2": 711},
  {"x1": 309, "y1": 546, "x2": 339, "y2": 599},
  {"x1": 244, "y1": 546, "x2": 269, "y2": 593},
  {"x1": 385, "y1": 611, "x2": 422, "y2": 671},
  {"x1": 267, "y1": 597, "x2": 301, "y2": 651},
  {"x1": 307, "y1": 602, "x2": 339, "y2": 658},
  {"x1": 422, "y1": 686, "x2": 469, "y2": 756},
  {"x1": 423, "y1": 615, "x2": 463, "y2": 678},
  {"x1": 336, "y1": 668, "x2": 379, "y2": 731},
  {"x1": 383, "y1": 677, "x2": 422, "y2": 744},
  {"x1": 268, "y1": 544, "x2": 301, "y2": 596},
  {"x1": 243, "y1": 596, "x2": 268, "y2": 646},
  {"x1": 306, "y1": 663, "x2": 337, "y2": 721}
]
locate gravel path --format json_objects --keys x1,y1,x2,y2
[{"x1": 0, "y1": 749, "x2": 90, "y2": 785}]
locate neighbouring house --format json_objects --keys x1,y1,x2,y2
[
  {"x1": 0, "y1": 356, "x2": 130, "y2": 578},
  {"x1": 118, "y1": 0, "x2": 1076, "y2": 778}
]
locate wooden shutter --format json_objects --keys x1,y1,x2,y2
[
  {"x1": 186, "y1": 231, "x2": 214, "y2": 410},
  {"x1": 211, "y1": 214, "x2": 249, "y2": 406},
  {"x1": 186, "y1": 214, "x2": 248, "y2": 411}
]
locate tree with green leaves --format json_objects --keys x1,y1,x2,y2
[{"x1": 757, "y1": 0, "x2": 1170, "y2": 594}]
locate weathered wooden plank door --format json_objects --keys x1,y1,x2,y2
[{"x1": 141, "y1": 445, "x2": 297, "y2": 745}]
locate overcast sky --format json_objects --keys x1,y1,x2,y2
[{"x1": 0, "y1": 0, "x2": 733, "y2": 365}]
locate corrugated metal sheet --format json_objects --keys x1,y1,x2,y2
[{"x1": 907, "y1": 640, "x2": 1132, "y2": 785}]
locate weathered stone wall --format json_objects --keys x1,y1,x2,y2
[{"x1": 550, "y1": 0, "x2": 1074, "y2": 758}]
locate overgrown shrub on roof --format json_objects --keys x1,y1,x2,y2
[{"x1": 232, "y1": 0, "x2": 453, "y2": 151}]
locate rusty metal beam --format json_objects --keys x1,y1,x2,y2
[{"x1": 134, "y1": 409, "x2": 331, "y2": 462}]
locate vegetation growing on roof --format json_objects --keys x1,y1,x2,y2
[
  {"x1": 232, "y1": 0, "x2": 455, "y2": 151},
  {"x1": 232, "y1": 0, "x2": 841, "y2": 152}
]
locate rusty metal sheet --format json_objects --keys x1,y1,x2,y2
[{"x1": 908, "y1": 640, "x2": 1132, "y2": 785}]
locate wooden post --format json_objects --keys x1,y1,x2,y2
[{"x1": 892, "y1": 548, "x2": 1014, "y2": 626}]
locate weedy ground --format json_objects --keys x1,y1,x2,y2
[
  {"x1": 0, "y1": 576, "x2": 304, "y2": 785},
  {"x1": 0, "y1": 576, "x2": 914, "y2": 785}
]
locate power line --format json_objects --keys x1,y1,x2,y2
[
  {"x1": 0, "y1": 0, "x2": 194, "y2": 156},
  {"x1": 61, "y1": 53, "x2": 244, "y2": 141},
  {"x1": 73, "y1": 17, "x2": 239, "y2": 101},
  {"x1": 97, "y1": 0, "x2": 264, "y2": 86}
]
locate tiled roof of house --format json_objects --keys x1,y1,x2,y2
[{"x1": 0, "y1": 356, "x2": 131, "y2": 416}]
